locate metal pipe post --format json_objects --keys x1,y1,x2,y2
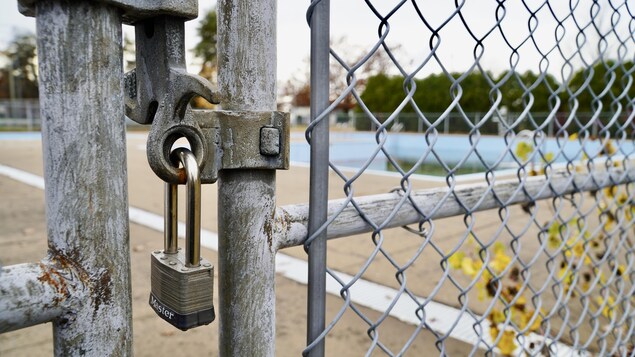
[
  {"x1": 307, "y1": 0, "x2": 330, "y2": 355},
  {"x1": 217, "y1": 0, "x2": 277, "y2": 355},
  {"x1": 36, "y1": 1, "x2": 133, "y2": 355}
]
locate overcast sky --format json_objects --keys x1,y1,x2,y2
[
  {"x1": 0, "y1": 0, "x2": 311, "y2": 86},
  {"x1": 0, "y1": 1, "x2": 632, "y2": 89}
]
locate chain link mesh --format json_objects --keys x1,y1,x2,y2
[{"x1": 302, "y1": 0, "x2": 635, "y2": 355}]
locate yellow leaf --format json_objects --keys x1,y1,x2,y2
[
  {"x1": 515, "y1": 141, "x2": 534, "y2": 162},
  {"x1": 602, "y1": 140, "x2": 617, "y2": 155},
  {"x1": 489, "y1": 309, "x2": 506, "y2": 325},
  {"x1": 493, "y1": 242, "x2": 506, "y2": 255},
  {"x1": 489, "y1": 325, "x2": 500, "y2": 341},
  {"x1": 543, "y1": 151, "x2": 554, "y2": 163},
  {"x1": 448, "y1": 251, "x2": 465, "y2": 270},
  {"x1": 548, "y1": 235, "x2": 561, "y2": 249},
  {"x1": 462, "y1": 257, "x2": 476, "y2": 277},
  {"x1": 569, "y1": 133, "x2": 578, "y2": 141},
  {"x1": 596, "y1": 295, "x2": 615, "y2": 319},
  {"x1": 526, "y1": 310, "x2": 543, "y2": 332},
  {"x1": 603, "y1": 186, "x2": 617, "y2": 198},
  {"x1": 498, "y1": 329, "x2": 517, "y2": 356},
  {"x1": 490, "y1": 252, "x2": 512, "y2": 274},
  {"x1": 573, "y1": 242, "x2": 584, "y2": 257}
]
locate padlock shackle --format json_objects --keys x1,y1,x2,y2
[
  {"x1": 164, "y1": 182, "x2": 179, "y2": 254},
  {"x1": 170, "y1": 148, "x2": 201, "y2": 267}
]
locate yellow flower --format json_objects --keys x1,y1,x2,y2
[
  {"x1": 498, "y1": 329, "x2": 517, "y2": 356},
  {"x1": 569, "y1": 132, "x2": 578, "y2": 141},
  {"x1": 447, "y1": 251, "x2": 465, "y2": 270}
]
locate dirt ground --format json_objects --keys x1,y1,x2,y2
[{"x1": 0, "y1": 132, "x2": 609, "y2": 356}]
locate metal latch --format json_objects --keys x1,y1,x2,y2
[{"x1": 124, "y1": 16, "x2": 289, "y2": 184}]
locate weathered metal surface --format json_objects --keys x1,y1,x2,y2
[
  {"x1": 306, "y1": 0, "x2": 330, "y2": 355},
  {"x1": 274, "y1": 167, "x2": 635, "y2": 249},
  {"x1": 124, "y1": 16, "x2": 220, "y2": 184},
  {"x1": 19, "y1": 0, "x2": 199, "y2": 24},
  {"x1": 194, "y1": 110, "x2": 290, "y2": 177},
  {"x1": 217, "y1": 0, "x2": 278, "y2": 355},
  {"x1": 0, "y1": 262, "x2": 82, "y2": 333},
  {"x1": 35, "y1": 1, "x2": 133, "y2": 355}
]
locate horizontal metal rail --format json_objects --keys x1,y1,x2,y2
[
  {"x1": 274, "y1": 166, "x2": 634, "y2": 249},
  {"x1": 0, "y1": 262, "x2": 83, "y2": 333}
]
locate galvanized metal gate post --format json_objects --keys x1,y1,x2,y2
[
  {"x1": 0, "y1": 0, "x2": 133, "y2": 355},
  {"x1": 306, "y1": 0, "x2": 330, "y2": 356},
  {"x1": 217, "y1": 0, "x2": 278, "y2": 356}
]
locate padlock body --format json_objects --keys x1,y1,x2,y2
[{"x1": 149, "y1": 250, "x2": 215, "y2": 330}]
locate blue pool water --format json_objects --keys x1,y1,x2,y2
[
  {"x1": 290, "y1": 132, "x2": 635, "y2": 175},
  {"x1": 0, "y1": 132, "x2": 42, "y2": 141}
]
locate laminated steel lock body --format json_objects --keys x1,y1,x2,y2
[{"x1": 149, "y1": 148, "x2": 215, "y2": 330}]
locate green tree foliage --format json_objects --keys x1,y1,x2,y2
[
  {"x1": 193, "y1": 8, "x2": 218, "y2": 82},
  {"x1": 360, "y1": 70, "x2": 562, "y2": 116},
  {"x1": 497, "y1": 71, "x2": 560, "y2": 113},
  {"x1": 0, "y1": 33, "x2": 39, "y2": 99},
  {"x1": 568, "y1": 60, "x2": 635, "y2": 113}
]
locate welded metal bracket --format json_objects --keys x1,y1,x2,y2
[
  {"x1": 193, "y1": 110, "x2": 290, "y2": 184},
  {"x1": 18, "y1": 0, "x2": 199, "y2": 24}
]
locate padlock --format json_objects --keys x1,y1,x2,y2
[{"x1": 149, "y1": 148, "x2": 215, "y2": 331}]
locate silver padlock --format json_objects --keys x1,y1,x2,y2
[{"x1": 149, "y1": 148, "x2": 215, "y2": 331}]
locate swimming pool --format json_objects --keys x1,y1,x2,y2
[{"x1": 290, "y1": 132, "x2": 635, "y2": 176}]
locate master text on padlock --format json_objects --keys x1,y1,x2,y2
[{"x1": 150, "y1": 294, "x2": 175, "y2": 320}]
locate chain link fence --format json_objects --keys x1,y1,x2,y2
[{"x1": 299, "y1": 0, "x2": 635, "y2": 355}]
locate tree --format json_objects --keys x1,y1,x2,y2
[
  {"x1": 193, "y1": 8, "x2": 218, "y2": 83},
  {"x1": 568, "y1": 60, "x2": 635, "y2": 114},
  {"x1": 191, "y1": 8, "x2": 218, "y2": 108},
  {"x1": 280, "y1": 38, "x2": 399, "y2": 111},
  {"x1": 0, "y1": 32, "x2": 39, "y2": 99}
]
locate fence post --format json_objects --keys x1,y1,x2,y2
[
  {"x1": 217, "y1": 0, "x2": 277, "y2": 355},
  {"x1": 306, "y1": 0, "x2": 330, "y2": 355},
  {"x1": 35, "y1": 1, "x2": 132, "y2": 355}
]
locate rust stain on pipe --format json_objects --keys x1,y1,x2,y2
[{"x1": 37, "y1": 262, "x2": 70, "y2": 304}]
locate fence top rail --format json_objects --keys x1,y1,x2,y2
[{"x1": 275, "y1": 164, "x2": 634, "y2": 250}]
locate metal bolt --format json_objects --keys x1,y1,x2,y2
[
  {"x1": 260, "y1": 126, "x2": 280, "y2": 156},
  {"x1": 159, "y1": 256, "x2": 167, "y2": 260},
  {"x1": 153, "y1": 250, "x2": 161, "y2": 254},
  {"x1": 203, "y1": 263, "x2": 212, "y2": 267},
  {"x1": 169, "y1": 261, "x2": 176, "y2": 266},
  {"x1": 181, "y1": 267, "x2": 189, "y2": 272}
]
